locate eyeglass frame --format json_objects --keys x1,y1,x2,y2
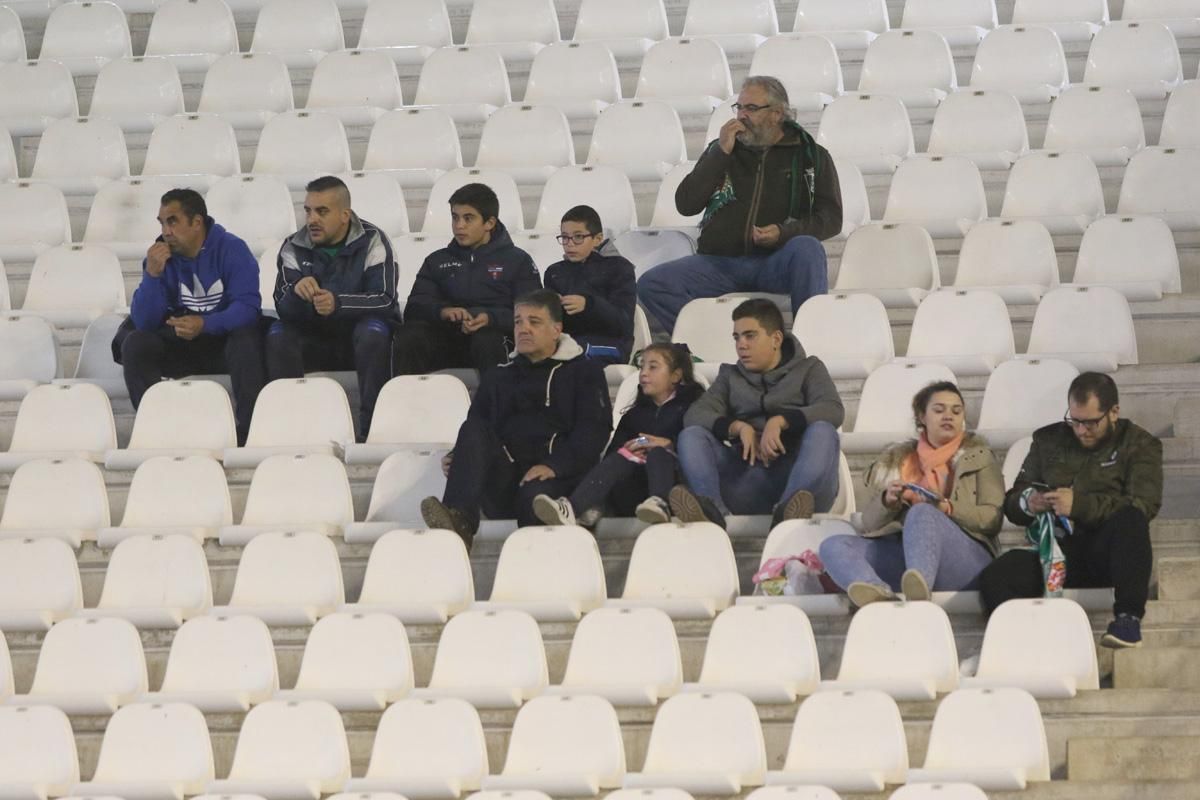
[
  {"x1": 1063, "y1": 409, "x2": 1112, "y2": 431},
  {"x1": 555, "y1": 232, "x2": 602, "y2": 245},
  {"x1": 730, "y1": 102, "x2": 776, "y2": 114}
]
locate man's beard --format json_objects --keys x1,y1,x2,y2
[{"x1": 737, "y1": 124, "x2": 773, "y2": 148}]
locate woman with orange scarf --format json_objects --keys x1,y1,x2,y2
[{"x1": 820, "y1": 381, "x2": 1004, "y2": 607}]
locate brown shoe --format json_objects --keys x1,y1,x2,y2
[
  {"x1": 421, "y1": 496, "x2": 477, "y2": 549},
  {"x1": 848, "y1": 581, "x2": 897, "y2": 608},
  {"x1": 668, "y1": 485, "x2": 726, "y2": 528},
  {"x1": 773, "y1": 489, "x2": 815, "y2": 527}
]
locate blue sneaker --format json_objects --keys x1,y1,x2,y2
[{"x1": 1101, "y1": 613, "x2": 1142, "y2": 648}]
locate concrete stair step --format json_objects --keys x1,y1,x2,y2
[
  {"x1": 1159, "y1": 557, "x2": 1200, "y2": 601},
  {"x1": 1115, "y1": 647, "x2": 1200, "y2": 690},
  {"x1": 1068, "y1": 735, "x2": 1200, "y2": 781}
]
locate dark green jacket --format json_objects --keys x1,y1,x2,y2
[
  {"x1": 1004, "y1": 419, "x2": 1163, "y2": 529},
  {"x1": 675, "y1": 120, "x2": 843, "y2": 256}
]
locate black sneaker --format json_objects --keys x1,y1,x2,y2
[
  {"x1": 1100, "y1": 613, "x2": 1143, "y2": 648},
  {"x1": 420, "y1": 496, "x2": 478, "y2": 550},
  {"x1": 668, "y1": 485, "x2": 727, "y2": 529},
  {"x1": 771, "y1": 489, "x2": 815, "y2": 528}
]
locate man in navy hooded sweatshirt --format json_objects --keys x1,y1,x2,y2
[{"x1": 117, "y1": 188, "x2": 265, "y2": 444}]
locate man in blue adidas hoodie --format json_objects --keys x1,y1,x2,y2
[
  {"x1": 267, "y1": 175, "x2": 398, "y2": 440},
  {"x1": 393, "y1": 182, "x2": 541, "y2": 375},
  {"x1": 116, "y1": 188, "x2": 265, "y2": 444}
]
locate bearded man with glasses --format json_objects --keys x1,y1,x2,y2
[{"x1": 979, "y1": 372, "x2": 1163, "y2": 648}]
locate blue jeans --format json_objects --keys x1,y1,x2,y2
[
  {"x1": 677, "y1": 422, "x2": 840, "y2": 515},
  {"x1": 819, "y1": 503, "x2": 994, "y2": 592},
  {"x1": 636, "y1": 235, "x2": 828, "y2": 333}
]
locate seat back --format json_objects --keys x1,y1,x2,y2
[
  {"x1": 697, "y1": 605, "x2": 820, "y2": 694},
  {"x1": 32, "y1": 116, "x2": 129, "y2": 182},
  {"x1": 919, "y1": 688, "x2": 1050, "y2": 781},
  {"x1": 490, "y1": 526, "x2": 607, "y2": 611},
  {"x1": 1026, "y1": 286, "x2": 1138, "y2": 366},
  {"x1": 954, "y1": 219, "x2": 1059, "y2": 294},
  {"x1": 0, "y1": 60, "x2": 78, "y2": 122},
  {"x1": 362, "y1": 450, "x2": 449, "y2": 526},
  {"x1": 0, "y1": 6, "x2": 26, "y2": 63},
  {"x1": 748, "y1": 35, "x2": 843, "y2": 100},
  {"x1": 144, "y1": 114, "x2": 242, "y2": 177},
  {"x1": 1, "y1": 457, "x2": 109, "y2": 531},
  {"x1": 357, "y1": 528, "x2": 473, "y2": 614},
  {"x1": 1075, "y1": 215, "x2": 1181, "y2": 294},
  {"x1": 1043, "y1": 86, "x2": 1145, "y2": 159},
  {"x1": 90, "y1": 57, "x2": 185, "y2": 120},
  {"x1": 98, "y1": 534, "x2": 213, "y2": 614},
  {"x1": 84, "y1": 177, "x2": 177, "y2": 245},
  {"x1": 1084, "y1": 21, "x2": 1182, "y2": 94},
  {"x1": 858, "y1": 29, "x2": 957, "y2": 96},
  {"x1": 250, "y1": 0, "x2": 344, "y2": 56},
  {"x1": 227, "y1": 531, "x2": 345, "y2": 609},
  {"x1": 243, "y1": 377, "x2": 355, "y2": 449},
  {"x1": 535, "y1": 165, "x2": 637, "y2": 234},
  {"x1": 835, "y1": 601, "x2": 959, "y2": 694},
  {"x1": 927, "y1": 89, "x2": 1028, "y2": 164},
  {"x1": 338, "y1": 171, "x2": 410, "y2": 236},
  {"x1": 560, "y1": 607, "x2": 682, "y2": 695},
  {"x1": 415, "y1": 46, "x2": 511, "y2": 108},
  {"x1": 587, "y1": 99, "x2": 686, "y2": 176},
  {"x1": 240, "y1": 453, "x2": 355, "y2": 529},
  {"x1": 834, "y1": 223, "x2": 939, "y2": 293},
  {"x1": 792, "y1": 293, "x2": 894, "y2": 373},
  {"x1": 635, "y1": 38, "x2": 732, "y2": 101},
  {"x1": 8, "y1": 382, "x2": 116, "y2": 455},
  {"x1": 621, "y1": 522, "x2": 739, "y2": 610},
  {"x1": 883, "y1": 155, "x2": 987, "y2": 234},
  {"x1": 499, "y1": 695, "x2": 626, "y2": 784},
  {"x1": 906, "y1": 290, "x2": 1015, "y2": 364},
  {"x1": 293, "y1": 612, "x2": 414, "y2": 694},
  {"x1": 364, "y1": 107, "x2": 462, "y2": 172},
  {"x1": 782, "y1": 690, "x2": 908, "y2": 779},
  {"x1": 427, "y1": 609, "x2": 548, "y2": 697},
  {"x1": 574, "y1": 0, "x2": 669, "y2": 41},
  {"x1": 364, "y1": 697, "x2": 488, "y2": 783},
  {"x1": 252, "y1": 110, "x2": 351, "y2": 177},
  {"x1": 226, "y1": 699, "x2": 350, "y2": 790},
  {"x1": 465, "y1": 0, "x2": 561, "y2": 45},
  {"x1": 760, "y1": 517, "x2": 858, "y2": 564},
  {"x1": 792, "y1": 0, "x2": 890, "y2": 34},
  {"x1": 358, "y1": 0, "x2": 452, "y2": 49},
  {"x1": 308, "y1": 49, "x2": 404, "y2": 111},
  {"x1": 1160, "y1": 81, "x2": 1200, "y2": 147},
  {"x1": 525, "y1": 41, "x2": 622, "y2": 106},
  {"x1": 816, "y1": 94, "x2": 914, "y2": 170},
  {"x1": 423, "y1": 167, "x2": 524, "y2": 233},
  {"x1": 977, "y1": 358, "x2": 1079, "y2": 432},
  {"x1": 146, "y1": 0, "x2": 238, "y2": 58},
  {"x1": 976, "y1": 598, "x2": 1099, "y2": 692},
  {"x1": 0, "y1": 538, "x2": 82, "y2": 619},
  {"x1": 23, "y1": 244, "x2": 126, "y2": 318},
  {"x1": 40, "y1": 0, "x2": 131, "y2": 64},
  {"x1": 367, "y1": 374, "x2": 469, "y2": 445},
  {"x1": 91, "y1": 702, "x2": 214, "y2": 785},
  {"x1": 119, "y1": 456, "x2": 232, "y2": 530},
  {"x1": 851, "y1": 362, "x2": 956, "y2": 433},
  {"x1": 29, "y1": 616, "x2": 147, "y2": 698},
  {"x1": 970, "y1": 26, "x2": 1068, "y2": 95},
  {"x1": 476, "y1": 103, "x2": 576, "y2": 170},
  {"x1": 127, "y1": 379, "x2": 237, "y2": 453},
  {"x1": 1000, "y1": 152, "x2": 1105, "y2": 223},
  {"x1": 902, "y1": 0, "x2": 998, "y2": 28},
  {"x1": 160, "y1": 614, "x2": 279, "y2": 695},
  {"x1": 205, "y1": 175, "x2": 299, "y2": 249},
  {"x1": 0, "y1": 183, "x2": 71, "y2": 251},
  {"x1": 1117, "y1": 146, "x2": 1200, "y2": 220},
  {"x1": 0, "y1": 705, "x2": 78, "y2": 791},
  {"x1": 640, "y1": 692, "x2": 766, "y2": 783},
  {"x1": 683, "y1": 0, "x2": 779, "y2": 36},
  {"x1": 199, "y1": 53, "x2": 295, "y2": 115}
]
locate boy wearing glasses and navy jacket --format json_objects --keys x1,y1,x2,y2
[
  {"x1": 979, "y1": 372, "x2": 1163, "y2": 649},
  {"x1": 542, "y1": 205, "x2": 637, "y2": 365}
]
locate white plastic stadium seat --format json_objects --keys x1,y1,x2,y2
[
  {"x1": 634, "y1": 38, "x2": 732, "y2": 116},
  {"x1": 0, "y1": 383, "x2": 115, "y2": 472},
  {"x1": 18, "y1": 245, "x2": 126, "y2": 327},
  {"x1": 889, "y1": 785, "x2": 989, "y2": 800},
  {"x1": 144, "y1": 0, "x2": 239, "y2": 72},
  {"x1": 832, "y1": 158, "x2": 871, "y2": 240},
  {"x1": 0, "y1": 705, "x2": 79, "y2": 800},
  {"x1": 1025, "y1": 286, "x2": 1138, "y2": 371},
  {"x1": 1042, "y1": 87, "x2": 1145, "y2": 167},
  {"x1": 0, "y1": 129, "x2": 13, "y2": 181},
  {"x1": 792, "y1": 293, "x2": 894, "y2": 380},
  {"x1": 475, "y1": 526, "x2": 607, "y2": 622},
  {"x1": 952, "y1": 219, "x2": 1059, "y2": 304},
  {"x1": 623, "y1": 692, "x2": 767, "y2": 795},
  {"x1": 150, "y1": 614, "x2": 278, "y2": 712},
  {"x1": 482, "y1": 695, "x2": 626, "y2": 795},
  {"x1": 89, "y1": 57, "x2": 186, "y2": 134},
  {"x1": 0, "y1": 183, "x2": 71, "y2": 263},
  {"x1": 671, "y1": 295, "x2": 747, "y2": 365},
  {"x1": 586, "y1": 100, "x2": 686, "y2": 181},
  {"x1": 30, "y1": 117, "x2": 130, "y2": 193},
  {"x1": 681, "y1": 0, "x2": 778, "y2": 55},
  {"x1": 926, "y1": 89, "x2": 1029, "y2": 170},
  {"x1": 545, "y1": 607, "x2": 682, "y2": 706},
  {"x1": 106, "y1": 380, "x2": 237, "y2": 470},
  {"x1": 1000, "y1": 152, "x2": 1106, "y2": 235},
  {"x1": 572, "y1": 0, "x2": 669, "y2": 59},
  {"x1": 306, "y1": 49, "x2": 403, "y2": 127},
  {"x1": 338, "y1": 171, "x2": 410, "y2": 238},
  {"x1": 218, "y1": 531, "x2": 345, "y2": 626},
  {"x1": 342, "y1": 529, "x2": 472, "y2": 622},
  {"x1": 422, "y1": 168, "x2": 524, "y2": 234},
  {"x1": 609, "y1": 522, "x2": 739, "y2": 619},
  {"x1": 0, "y1": 6, "x2": 26, "y2": 63},
  {"x1": 11, "y1": 616, "x2": 147, "y2": 714},
  {"x1": 1123, "y1": 0, "x2": 1200, "y2": 35},
  {"x1": 411, "y1": 609, "x2": 548, "y2": 708},
  {"x1": 1011, "y1": 0, "x2": 1108, "y2": 43},
  {"x1": 840, "y1": 362, "x2": 956, "y2": 453},
  {"x1": 252, "y1": 111, "x2": 351, "y2": 190},
  {"x1": 0, "y1": 60, "x2": 78, "y2": 137},
  {"x1": 857, "y1": 30, "x2": 957, "y2": 108},
  {"x1": 345, "y1": 697, "x2": 489, "y2": 799},
  {"x1": 523, "y1": 42, "x2": 622, "y2": 120},
  {"x1": 99, "y1": 456, "x2": 232, "y2": 547},
  {"x1": 249, "y1": 0, "x2": 344, "y2": 68},
  {"x1": 275, "y1": 612, "x2": 414, "y2": 711},
  {"x1": 816, "y1": 94, "x2": 914, "y2": 175},
  {"x1": 737, "y1": 517, "x2": 857, "y2": 616},
  {"x1": 0, "y1": 538, "x2": 82, "y2": 631},
  {"x1": 904, "y1": 290, "x2": 1014, "y2": 376},
  {"x1": 206, "y1": 700, "x2": 351, "y2": 800},
  {"x1": 1084, "y1": 21, "x2": 1182, "y2": 100},
  {"x1": 0, "y1": 314, "x2": 59, "y2": 400},
  {"x1": 198, "y1": 53, "x2": 295, "y2": 130},
  {"x1": 82, "y1": 176, "x2": 178, "y2": 259},
  {"x1": 54, "y1": 312, "x2": 128, "y2": 397},
  {"x1": 820, "y1": 602, "x2": 959, "y2": 700},
  {"x1": 414, "y1": 46, "x2": 510, "y2": 124},
  {"x1": 833, "y1": 223, "x2": 940, "y2": 308},
  {"x1": 1117, "y1": 147, "x2": 1200, "y2": 230},
  {"x1": 342, "y1": 450, "x2": 449, "y2": 542},
  {"x1": 79, "y1": 534, "x2": 212, "y2": 628},
  {"x1": 908, "y1": 687, "x2": 1050, "y2": 790},
  {"x1": 976, "y1": 358, "x2": 1079, "y2": 448},
  {"x1": 224, "y1": 377, "x2": 355, "y2": 468},
  {"x1": 1160, "y1": 81, "x2": 1200, "y2": 147},
  {"x1": 69, "y1": 702, "x2": 214, "y2": 800},
  {"x1": 747, "y1": 36, "x2": 842, "y2": 112},
  {"x1": 535, "y1": 166, "x2": 638, "y2": 235},
  {"x1": 684, "y1": 605, "x2": 820, "y2": 703},
  {"x1": 356, "y1": 0, "x2": 452, "y2": 64},
  {"x1": 345, "y1": 374, "x2": 469, "y2": 463},
  {"x1": 900, "y1": 0, "x2": 997, "y2": 46},
  {"x1": 144, "y1": 114, "x2": 242, "y2": 180},
  {"x1": 38, "y1": 0, "x2": 131, "y2": 76},
  {"x1": 204, "y1": 175, "x2": 299, "y2": 253},
  {"x1": 363, "y1": 108, "x2": 462, "y2": 188},
  {"x1": 474, "y1": 104, "x2": 576, "y2": 184},
  {"x1": 766, "y1": 690, "x2": 908, "y2": 792},
  {"x1": 220, "y1": 453, "x2": 354, "y2": 545},
  {"x1": 882, "y1": 155, "x2": 987, "y2": 237},
  {"x1": 464, "y1": 0, "x2": 560, "y2": 63},
  {"x1": 969, "y1": 26, "x2": 1069, "y2": 104},
  {"x1": 1072, "y1": 215, "x2": 1182, "y2": 299},
  {"x1": 963, "y1": 598, "x2": 1099, "y2": 697},
  {"x1": 792, "y1": 0, "x2": 890, "y2": 51},
  {"x1": 0, "y1": 458, "x2": 109, "y2": 547}
]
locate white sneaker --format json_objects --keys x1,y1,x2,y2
[
  {"x1": 636, "y1": 496, "x2": 671, "y2": 524},
  {"x1": 532, "y1": 494, "x2": 576, "y2": 526}
]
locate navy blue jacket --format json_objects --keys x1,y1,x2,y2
[
  {"x1": 543, "y1": 241, "x2": 637, "y2": 362},
  {"x1": 608, "y1": 381, "x2": 705, "y2": 456},
  {"x1": 404, "y1": 221, "x2": 541, "y2": 331}
]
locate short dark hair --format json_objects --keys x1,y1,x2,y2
[
  {"x1": 305, "y1": 175, "x2": 352, "y2": 207},
  {"x1": 515, "y1": 288, "x2": 563, "y2": 323},
  {"x1": 912, "y1": 381, "x2": 964, "y2": 430},
  {"x1": 1069, "y1": 372, "x2": 1119, "y2": 411},
  {"x1": 732, "y1": 297, "x2": 784, "y2": 334},
  {"x1": 561, "y1": 204, "x2": 602, "y2": 236},
  {"x1": 449, "y1": 182, "x2": 499, "y2": 223},
  {"x1": 160, "y1": 188, "x2": 206, "y2": 221}
]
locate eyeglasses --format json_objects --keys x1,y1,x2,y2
[
  {"x1": 731, "y1": 102, "x2": 774, "y2": 113},
  {"x1": 555, "y1": 233, "x2": 598, "y2": 245},
  {"x1": 1063, "y1": 411, "x2": 1109, "y2": 431}
]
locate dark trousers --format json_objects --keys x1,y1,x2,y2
[
  {"x1": 979, "y1": 505, "x2": 1153, "y2": 618},
  {"x1": 392, "y1": 320, "x2": 509, "y2": 375},
  {"x1": 264, "y1": 317, "x2": 393, "y2": 440},
  {"x1": 121, "y1": 324, "x2": 266, "y2": 445},
  {"x1": 443, "y1": 417, "x2": 578, "y2": 527},
  {"x1": 570, "y1": 447, "x2": 677, "y2": 516}
]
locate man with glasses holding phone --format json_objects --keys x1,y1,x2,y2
[
  {"x1": 636, "y1": 75, "x2": 843, "y2": 334},
  {"x1": 979, "y1": 372, "x2": 1162, "y2": 648}
]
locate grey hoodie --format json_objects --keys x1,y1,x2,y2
[{"x1": 684, "y1": 334, "x2": 845, "y2": 442}]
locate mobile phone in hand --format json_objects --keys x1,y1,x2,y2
[{"x1": 903, "y1": 483, "x2": 942, "y2": 503}]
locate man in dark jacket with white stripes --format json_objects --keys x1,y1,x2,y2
[{"x1": 266, "y1": 175, "x2": 398, "y2": 439}]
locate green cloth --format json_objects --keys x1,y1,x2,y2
[{"x1": 1024, "y1": 494, "x2": 1066, "y2": 598}]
